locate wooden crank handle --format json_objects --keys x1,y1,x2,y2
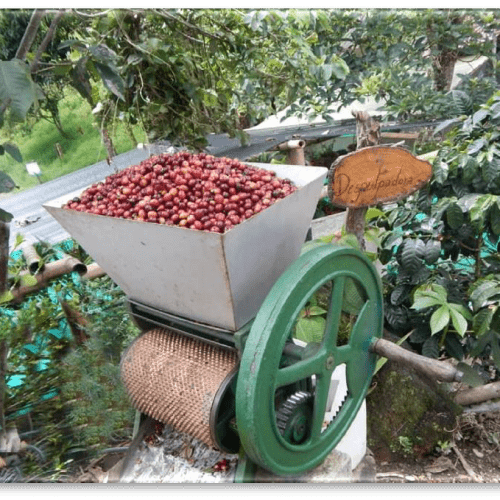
[{"x1": 370, "y1": 338, "x2": 463, "y2": 383}]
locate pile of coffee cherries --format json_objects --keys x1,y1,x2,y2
[{"x1": 63, "y1": 151, "x2": 297, "y2": 233}]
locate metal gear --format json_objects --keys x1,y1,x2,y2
[{"x1": 276, "y1": 391, "x2": 313, "y2": 445}]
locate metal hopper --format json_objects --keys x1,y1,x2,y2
[{"x1": 43, "y1": 162, "x2": 327, "y2": 331}]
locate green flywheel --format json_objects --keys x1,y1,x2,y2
[{"x1": 235, "y1": 244, "x2": 383, "y2": 476}]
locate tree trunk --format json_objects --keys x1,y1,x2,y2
[
  {"x1": 101, "y1": 128, "x2": 117, "y2": 166},
  {"x1": 15, "y1": 9, "x2": 46, "y2": 61},
  {"x1": 0, "y1": 339, "x2": 7, "y2": 436},
  {"x1": 426, "y1": 12, "x2": 463, "y2": 93},
  {"x1": 0, "y1": 221, "x2": 9, "y2": 295},
  {"x1": 432, "y1": 50, "x2": 457, "y2": 92},
  {"x1": 30, "y1": 10, "x2": 65, "y2": 73},
  {"x1": 454, "y1": 381, "x2": 500, "y2": 406}
]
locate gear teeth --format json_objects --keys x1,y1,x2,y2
[
  {"x1": 276, "y1": 391, "x2": 312, "y2": 435},
  {"x1": 330, "y1": 391, "x2": 349, "y2": 421}
]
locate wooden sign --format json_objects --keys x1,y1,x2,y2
[{"x1": 328, "y1": 146, "x2": 432, "y2": 208}]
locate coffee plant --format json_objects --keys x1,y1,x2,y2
[
  {"x1": 373, "y1": 90, "x2": 500, "y2": 382},
  {"x1": 0, "y1": 239, "x2": 138, "y2": 481}
]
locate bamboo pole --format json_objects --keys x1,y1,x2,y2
[
  {"x1": 57, "y1": 252, "x2": 87, "y2": 276},
  {"x1": 21, "y1": 243, "x2": 45, "y2": 274},
  {"x1": 8, "y1": 256, "x2": 88, "y2": 303},
  {"x1": 81, "y1": 262, "x2": 105, "y2": 280}
]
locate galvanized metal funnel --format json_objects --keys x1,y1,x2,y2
[{"x1": 44, "y1": 163, "x2": 327, "y2": 331}]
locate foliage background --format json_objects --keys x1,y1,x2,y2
[{"x1": 0, "y1": 8, "x2": 500, "y2": 480}]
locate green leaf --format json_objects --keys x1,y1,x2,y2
[
  {"x1": 307, "y1": 305, "x2": 327, "y2": 316},
  {"x1": 2, "y1": 142, "x2": 22, "y2": 163},
  {"x1": 410, "y1": 326, "x2": 431, "y2": 344},
  {"x1": 20, "y1": 274, "x2": 38, "y2": 287},
  {"x1": 70, "y1": 57, "x2": 93, "y2": 106},
  {"x1": 52, "y1": 63, "x2": 73, "y2": 76},
  {"x1": 337, "y1": 232, "x2": 361, "y2": 250},
  {"x1": 391, "y1": 284, "x2": 411, "y2": 306},
  {"x1": 461, "y1": 155, "x2": 479, "y2": 184},
  {"x1": 490, "y1": 202, "x2": 500, "y2": 235},
  {"x1": 457, "y1": 193, "x2": 482, "y2": 212},
  {"x1": 482, "y1": 156, "x2": 500, "y2": 184},
  {"x1": 444, "y1": 333, "x2": 464, "y2": 361},
  {"x1": 489, "y1": 307, "x2": 500, "y2": 333},
  {"x1": 0, "y1": 207, "x2": 13, "y2": 222},
  {"x1": 365, "y1": 207, "x2": 386, "y2": 221},
  {"x1": 447, "y1": 303, "x2": 471, "y2": 319},
  {"x1": 0, "y1": 171, "x2": 17, "y2": 193},
  {"x1": 88, "y1": 44, "x2": 118, "y2": 64},
  {"x1": 451, "y1": 90, "x2": 473, "y2": 115},
  {"x1": 473, "y1": 308, "x2": 494, "y2": 336},
  {"x1": 422, "y1": 335, "x2": 439, "y2": 359},
  {"x1": 467, "y1": 138, "x2": 487, "y2": 155},
  {"x1": 0, "y1": 59, "x2": 42, "y2": 121},
  {"x1": 433, "y1": 161, "x2": 449, "y2": 184},
  {"x1": 330, "y1": 59, "x2": 349, "y2": 79},
  {"x1": 295, "y1": 316, "x2": 326, "y2": 343},
  {"x1": 472, "y1": 108, "x2": 489, "y2": 125},
  {"x1": 470, "y1": 281, "x2": 500, "y2": 311},
  {"x1": 430, "y1": 305, "x2": 450, "y2": 334},
  {"x1": 455, "y1": 362, "x2": 486, "y2": 387},
  {"x1": 0, "y1": 290, "x2": 14, "y2": 304},
  {"x1": 416, "y1": 283, "x2": 448, "y2": 302},
  {"x1": 433, "y1": 118, "x2": 460, "y2": 136},
  {"x1": 448, "y1": 307, "x2": 468, "y2": 336},
  {"x1": 446, "y1": 203, "x2": 464, "y2": 230},
  {"x1": 470, "y1": 194, "x2": 495, "y2": 224},
  {"x1": 412, "y1": 295, "x2": 442, "y2": 310},
  {"x1": 58, "y1": 39, "x2": 87, "y2": 51},
  {"x1": 424, "y1": 239, "x2": 441, "y2": 264},
  {"x1": 433, "y1": 285, "x2": 449, "y2": 301},
  {"x1": 93, "y1": 61, "x2": 125, "y2": 101},
  {"x1": 342, "y1": 278, "x2": 365, "y2": 314},
  {"x1": 321, "y1": 64, "x2": 333, "y2": 81},
  {"x1": 14, "y1": 233, "x2": 24, "y2": 248},
  {"x1": 401, "y1": 239, "x2": 425, "y2": 274}
]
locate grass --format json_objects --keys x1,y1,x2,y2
[{"x1": 0, "y1": 87, "x2": 148, "y2": 199}]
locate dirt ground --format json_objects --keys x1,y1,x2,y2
[
  {"x1": 372, "y1": 410, "x2": 500, "y2": 484},
  {"x1": 66, "y1": 409, "x2": 500, "y2": 484}
]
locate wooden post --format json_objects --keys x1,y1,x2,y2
[{"x1": 345, "y1": 111, "x2": 381, "y2": 250}]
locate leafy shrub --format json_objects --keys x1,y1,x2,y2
[
  {"x1": 374, "y1": 91, "x2": 500, "y2": 381},
  {"x1": 1, "y1": 239, "x2": 139, "y2": 478}
]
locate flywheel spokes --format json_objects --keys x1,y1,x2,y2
[{"x1": 236, "y1": 245, "x2": 383, "y2": 476}]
